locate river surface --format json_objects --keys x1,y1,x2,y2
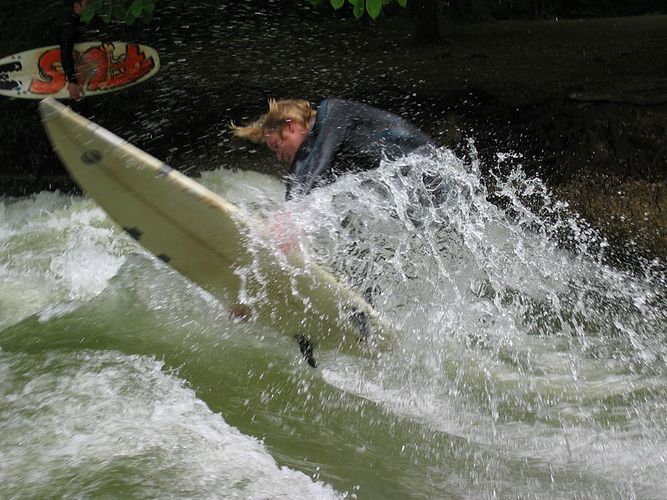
[{"x1": 1, "y1": 148, "x2": 665, "y2": 499}]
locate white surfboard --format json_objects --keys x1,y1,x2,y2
[
  {"x1": 39, "y1": 98, "x2": 393, "y2": 357},
  {"x1": 1, "y1": 42, "x2": 159, "y2": 99}
]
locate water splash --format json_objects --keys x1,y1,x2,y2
[
  {"x1": 1, "y1": 153, "x2": 665, "y2": 497},
  {"x1": 266, "y1": 146, "x2": 667, "y2": 496}
]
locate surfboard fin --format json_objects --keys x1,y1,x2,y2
[{"x1": 296, "y1": 334, "x2": 317, "y2": 368}]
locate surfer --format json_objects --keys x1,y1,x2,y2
[
  {"x1": 232, "y1": 99, "x2": 437, "y2": 366},
  {"x1": 231, "y1": 98, "x2": 436, "y2": 200},
  {"x1": 61, "y1": 0, "x2": 88, "y2": 100}
]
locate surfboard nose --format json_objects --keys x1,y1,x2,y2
[{"x1": 39, "y1": 97, "x2": 66, "y2": 123}]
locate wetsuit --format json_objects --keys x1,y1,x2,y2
[
  {"x1": 60, "y1": 0, "x2": 82, "y2": 86},
  {"x1": 285, "y1": 98, "x2": 435, "y2": 200}
]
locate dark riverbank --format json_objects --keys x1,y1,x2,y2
[{"x1": 1, "y1": 3, "x2": 665, "y2": 259}]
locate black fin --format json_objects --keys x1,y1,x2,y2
[
  {"x1": 295, "y1": 334, "x2": 317, "y2": 368},
  {"x1": 123, "y1": 227, "x2": 143, "y2": 240},
  {"x1": 156, "y1": 253, "x2": 171, "y2": 263}
]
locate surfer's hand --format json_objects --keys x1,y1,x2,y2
[
  {"x1": 68, "y1": 83, "x2": 83, "y2": 100},
  {"x1": 271, "y1": 218, "x2": 300, "y2": 255},
  {"x1": 229, "y1": 304, "x2": 251, "y2": 322}
]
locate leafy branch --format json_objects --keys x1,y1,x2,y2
[
  {"x1": 80, "y1": 0, "x2": 409, "y2": 26},
  {"x1": 81, "y1": 0, "x2": 156, "y2": 25},
  {"x1": 309, "y1": 0, "x2": 408, "y2": 20}
]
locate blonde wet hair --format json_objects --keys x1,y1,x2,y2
[{"x1": 231, "y1": 99, "x2": 316, "y2": 143}]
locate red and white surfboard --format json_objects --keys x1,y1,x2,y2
[{"x1": 0, "y1": 41, "x2": 160, "y2": 99}]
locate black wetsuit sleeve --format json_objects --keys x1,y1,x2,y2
[
  {"x1": 285, "y1": 98, "x2": 436, "y2": 199},
  {"x1": 286, "y1": 100, "x2": 349, "y2": 199},
  {"x1": 60, "y1": 1, "x2": 80, "y2": 84}
]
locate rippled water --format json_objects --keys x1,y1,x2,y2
[{"x1": 1, "y1": 150, "x2": 665, "y2": 498}]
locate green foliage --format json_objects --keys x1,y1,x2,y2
[
  {"x1": 309, "y1": 0, "x2": 407, "y2": 20},
  {"x1": 80, "y1": 0, "x2": 156, "y2": 25},
  {"x1": 447, "y1": 0, "x2": 666, "y2": 20}
]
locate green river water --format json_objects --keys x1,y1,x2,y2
[{"x1": 1, "y1": 150, "x2": 665, "y2": 499}]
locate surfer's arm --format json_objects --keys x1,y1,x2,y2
[{"x1": 285, "y1": 104, "x2": 348, "y2": 199}]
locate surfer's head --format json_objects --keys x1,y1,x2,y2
[{"x1": 231, "y1": 99, "x2": 315, "y2": 163}]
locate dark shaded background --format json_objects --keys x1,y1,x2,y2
[{"x1": 1, "y1": 0, "x2": 665, "y2": 258}]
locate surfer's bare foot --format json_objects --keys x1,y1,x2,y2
[{"x1": 229, "y1": 304, "x2": 251, "y2": 322}]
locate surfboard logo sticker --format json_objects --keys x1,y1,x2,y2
[
  {"x1": 0, "y1": 60, "x2": 22, "y2": 90},
  {"x1": 156, "y1": 164, "x2": 173, "y2": 177},
  {"x1": 0, "y1": 61, "x2": 22, "y2": 72},
  {"x1": 0, "y1": 77, "x2": 20, "y2": 91},
  {"x1": 29, "y1": 43, "x2": 157, "y2": 95},
  {"x1": 81, "y1": 149, "x2": 103, "y2": 164}
]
